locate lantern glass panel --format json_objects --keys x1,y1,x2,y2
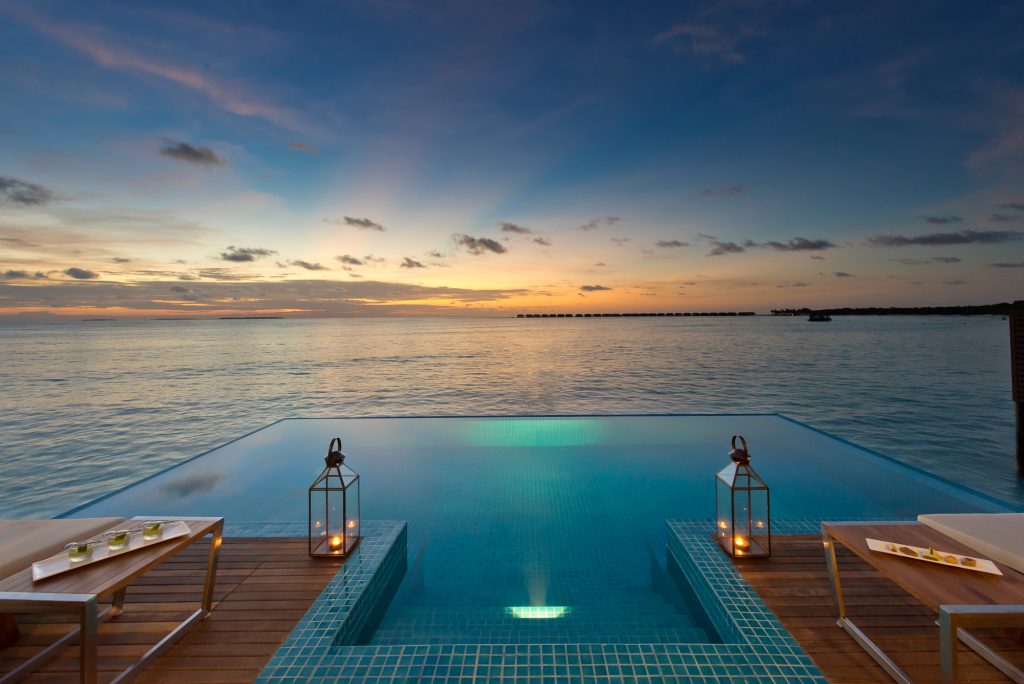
[
  {"x1": 715, "y1": 462, "x2": 770, "y2": 558},
  {"x1": 309, "y1": 465, "x2": 360, "y2": 557}
]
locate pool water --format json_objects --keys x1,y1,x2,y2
[{"x1": 67, "y1": 415, "x2": 1011, "y2": 646}]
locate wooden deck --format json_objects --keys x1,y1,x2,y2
[
  {"x1": 0, "y1": 538, "x2": 342, "y2": 684},
  {"x1": 734, "y1": 534, "x2": 1024, "y2": 683}
]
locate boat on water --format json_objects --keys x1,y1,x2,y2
[{"x1": 808, "y1": 312, "x2": 832, "y2": 322}]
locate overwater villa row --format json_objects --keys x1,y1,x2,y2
[{"x1": 2, "y1": 411, "x2": 1024, "y2": 684}]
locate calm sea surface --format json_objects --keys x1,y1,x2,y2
[{"x1": 0, "y1": 316, "x2": 1017, "y2": 517}]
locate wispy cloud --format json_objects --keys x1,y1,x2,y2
[
  {"x1": 289, "y1": 143, "x2": 318, "y2": 154},
  {"x1": 707, "y1": 240, "x2": 744, "y2": 256},
  {"x1": 159, "y1": 140, "x2": 225, "y2": 166},
  {"x1": 220, "y1": 245, "x2": 277, "y2": 262},
  {"x1": 2, "y1": 4, "x2": 313, "y2": 133},
  {"x1": 834, "y1": 271, "x2": 854, "y2": 278},
  {"x1": 577, "y1": 216, "x2": 621, "y2": 231},
  {"x1": 336, "y1": 254, "x2": 363, "y2": 266},
  {"x1": 64, "y1": 267, "x2": 98, "y2": 280},
  {"x1": 656, "y1": 239, "x2": 689, "y2": 248},
  {"x1": 289, "y1": 260, "x2": 328, "y2": 271},
  {"x1": 2, "y1": 270, "x2": 47, "y2": 280},
  {"x1": 867, "y1": 230, "x2": 1023, "y2": 247},
  {"x1": 324, "y1": 216, "x2": 386, "y2": 231},
  {"x1": 698, "y1": 185, "x2": 744, "y2": 197},
  {"x1": 580, "y1": 284, "x2": 611, "y2": 292},
  {"x1": 932, "y1": 256, "x2": 962, "y2": 263},
  {"x1": 610, "y1": 237, "x2": 631, "y2": 245},
  {"x1": 533, "y1": 237, "x2": 552, "y2": 246},
  {"x1": 653, "y1": 22, "x2": 756, "y2": 65},
  {"x1": 997, "y1": 203, "x2": 1024, "y2": 211},
  {"x1": 744, "y1": 237, "x2": 836, "y2": 251},
  {"x1": 922, "y1": 215, "x2": 962, "y2": 224},
  {"x1": 499, "y1": 222, "x2": 532, "y2": 234},
  {"x1": 453, "y1": 234, "x2": 507, "y2": 255},
  {"x1": 0, "y1": 176, "x2": 54, "y2": 206},
  {"x1": 400, "y1": 257, "x2": 426, "y2": 268},
  {"x1": 988, "y1": 213, "x2": 1018, "y2": 223},
  {"x1": 991, "y1": 261, "x2": 1024, "y2": 268}
]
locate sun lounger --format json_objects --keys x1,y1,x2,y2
[{"x1": 918, "y1": 512, "x2": 1024, "y2": 576}]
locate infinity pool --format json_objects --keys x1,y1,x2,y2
[{"x1": 66, "y1": 415, "x2": 1012, "y2": 647}]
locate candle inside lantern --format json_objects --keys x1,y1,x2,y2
[
  {"x1": 734, "y1": 535, "x2": 750, "y2": 550},
  {"x1": 329, "y1": 535, "x2": 343, "y2": 551},
  {"x1": 754, "y1": 520, "x2": 765, "y2": 529},
  {"x1": 347, "y1": 520, "x2": 356, "y2": 529}
]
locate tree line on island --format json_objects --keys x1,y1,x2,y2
[{"x1": 770, "y1": 302, "x2": 1019, "y2": 316}]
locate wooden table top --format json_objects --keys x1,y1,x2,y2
[
  {"x1": 0, "y1": 517, "x2": 222, "y2": 598},
  {"x1": 823, "y1": 522, "x2": 1024, "y2": 610}
]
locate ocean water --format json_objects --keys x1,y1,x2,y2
[{"x1": 0, "y1": 315, "x2": 1017, "y2": 517}]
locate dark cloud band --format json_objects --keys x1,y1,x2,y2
[{"x1": 867, "y1": 230, "x2": 1023, "y2": 247}]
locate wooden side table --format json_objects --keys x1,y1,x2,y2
[
  {"x1": 822, "y1": 521, "x2": 1024, "y2": 684},
  {"x1": 0, "y1": 516, "x2": 223, "y2": 684}
]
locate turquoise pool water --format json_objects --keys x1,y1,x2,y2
[{"x1": 67, "y1": 415, "x2": 1012, "y2": 647}]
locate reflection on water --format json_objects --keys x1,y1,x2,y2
[{"x1": 0, "y1": 315, "x2": 1015, "y2": 516}]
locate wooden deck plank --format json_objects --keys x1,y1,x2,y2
[
  {"x1": 733, "y1": 534, "x2": 1024, "y2": 683},
  {"x1": 0, "y1": 538, "x2": 343, "y2": 684}
]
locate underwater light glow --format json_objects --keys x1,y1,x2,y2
[{"x1": 507, "y1": 606, "x2": 570, "y2": 619}]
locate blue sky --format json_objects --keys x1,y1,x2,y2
[{"x1": 1, "y1": 0, "x2": 1022, "y2": 318}]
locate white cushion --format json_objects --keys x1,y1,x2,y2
[
  {"x1": 918, "y1": 513, "x2": 1024, "y2": 575},
  {"x1": 0, "y1": 518, "x2": 125, "y2": 581}
]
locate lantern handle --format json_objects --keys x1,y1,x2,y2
[
  {"x1": 325, "y1": 437, "x2": 345, "y2": 468},
  {"x1": 729, "y1": 435, "x2": 751, "y2": 465}
]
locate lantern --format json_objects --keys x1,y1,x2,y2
[
  {"x1": 715, "y1": 435, "x2": 770, "y2": 558},
  {"x1": 309, "y1": 437, "x2": 361, "y2": 557}
]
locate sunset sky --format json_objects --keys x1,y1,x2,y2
[{"x1": 1, "y1": 0, "x2": 1022, "y2": 319}]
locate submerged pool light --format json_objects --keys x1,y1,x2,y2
[{"x1": 507, "y1": 606, "x2": 570, "y2": 619}]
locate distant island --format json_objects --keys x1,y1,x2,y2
[
  {"x1": 516, "y1": 311, "x2": 755, "y2": 318},
  {"x1": 771, "y1": 302, "x2": 1019, "y2": 316}
]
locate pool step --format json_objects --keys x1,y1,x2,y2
[{"x1": 368, "y1": 595, "x2": 710, "y2": 645}]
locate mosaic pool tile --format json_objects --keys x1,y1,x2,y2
[{"x1": 255, "y1": 518, "x2": 833, "y2": 683}]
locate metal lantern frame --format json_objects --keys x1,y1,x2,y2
[
  {"x1": 308, "y1": 437, "x2": 361, "y2": 558},
  {"x1": 715, "y1": 435, "x2": 771, "y2": 558}
]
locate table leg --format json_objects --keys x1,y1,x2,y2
[
  {"x1": 109, "y1": 527, "x2": 224, "y2": 684},
  {"x1": 822, "y1": 530, "x2": 845, "y2": 619},
  {"x1": 821, "y1": 526, "x2": 913, "y2": 684},
  {"x1": 201, "y1": 520, "x2": 223, "y2": 617},
  {"x1": 110, "y1": 587, "x2": 127, "y2": 617},
  {"x1": 938, "y1": 605, "x2": 1024, "y2": 684},
  {"x1": 79, "y1": 597, "x2": 98, "y2": 684}
]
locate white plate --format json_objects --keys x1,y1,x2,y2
[
  {"x1": 866, "y1": 537, "x2": 1002, "y2": 576},
  {"x1": 32, "y1": 521, "x2": 191, "y2": 582}
]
